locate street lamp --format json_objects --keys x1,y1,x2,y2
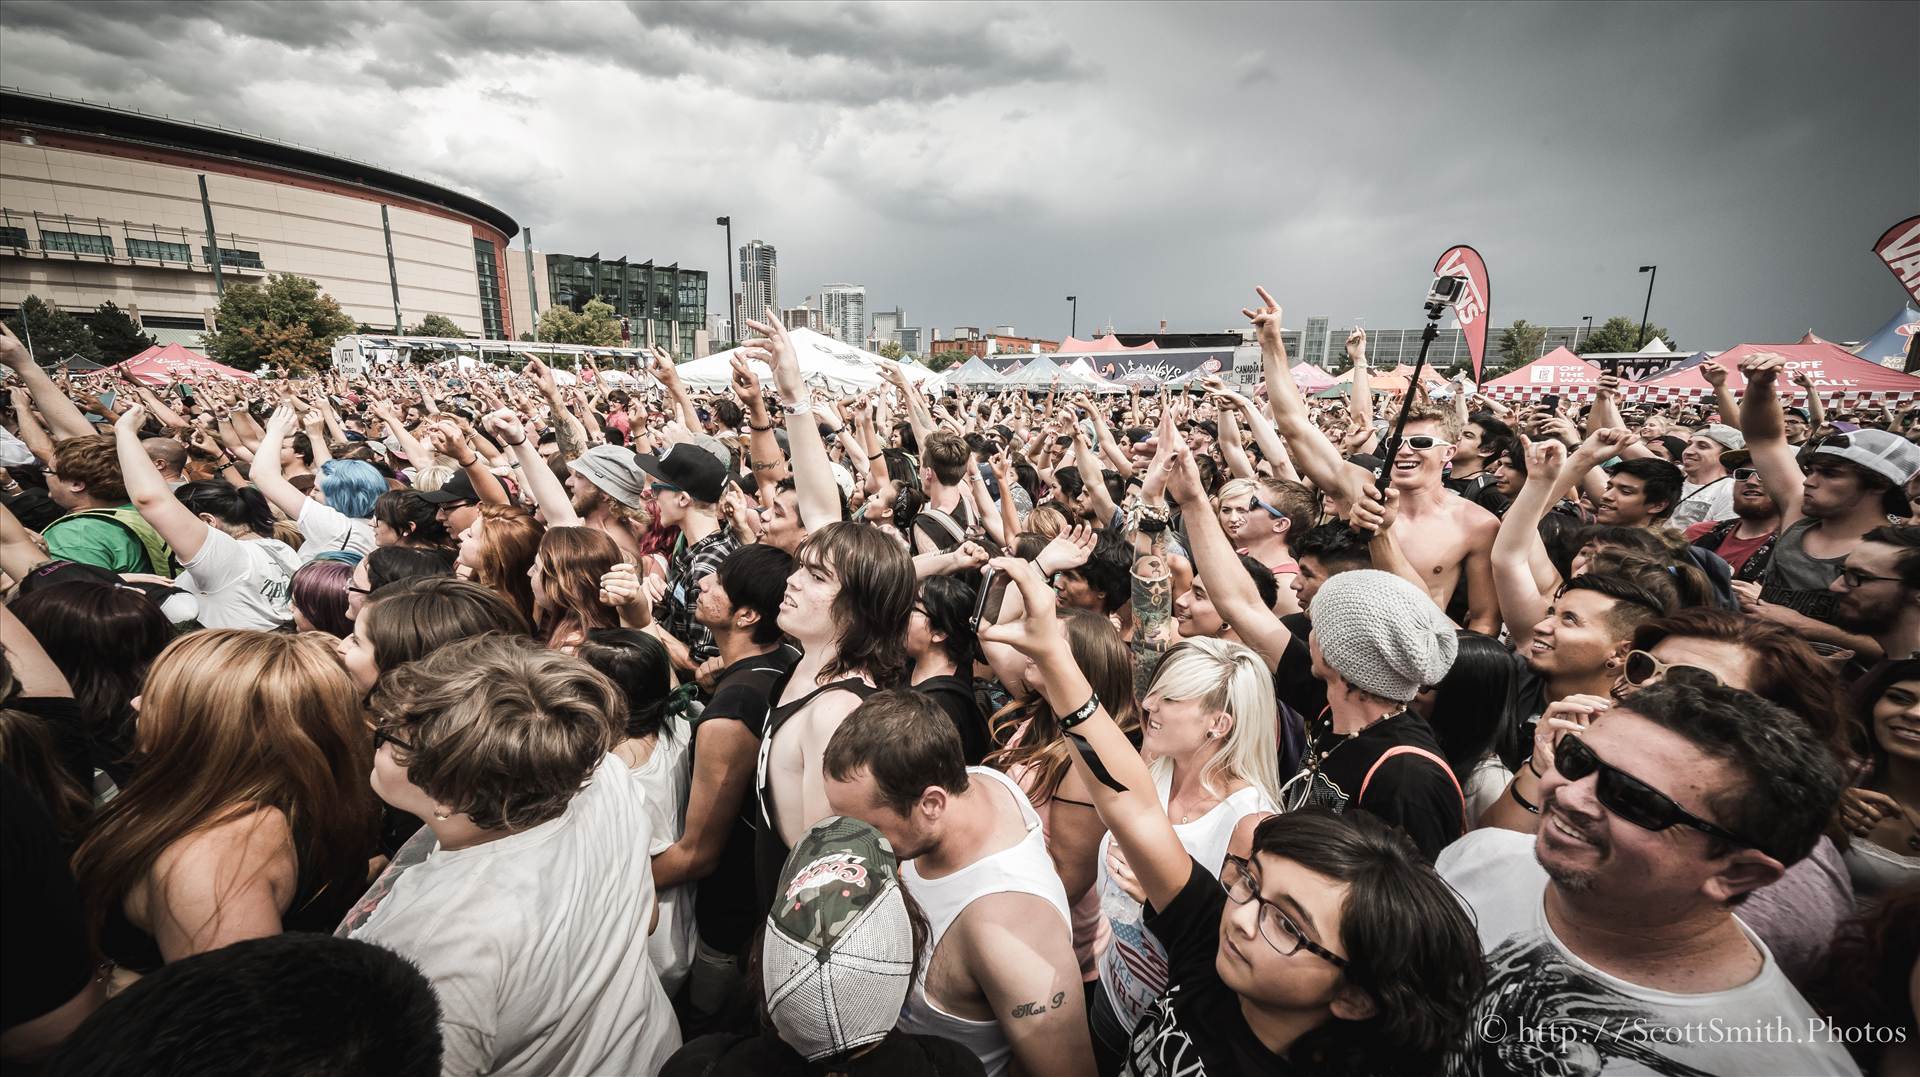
[
  {"x1": 1066, "y1": 295, "x2": 1077, "y2": 340},
  {"x1": 1580, "y1": 314, "x2": 1593, "y2": 350},
  {"x1": 716, "y1": 216, "x2": 736, "y2": 348},
  {"x1": 1635, "y1": 266, "x2": 1657, "y2": 350}
]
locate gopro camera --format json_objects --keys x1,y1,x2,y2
[{"x1": 1425, "y1": 274, "x2": 1466, "y2": 317}]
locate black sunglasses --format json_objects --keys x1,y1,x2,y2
[
  {"x1": 373, "y1": 726, "x2": 414, "y2": 753},
  {"x1": 1554, "y1": 736, "x2": 1757, "y2": 852}
]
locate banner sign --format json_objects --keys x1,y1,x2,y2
[
  {"x1": 1873, "y1": 215, "x2": 1920, "y2": 304},
  {"x1": 1855, "y1": 302, "x2": 1920, "y2": 371},
  {"x1": 1434, "y1": 245, "x2": 1491, "y2": 382}
]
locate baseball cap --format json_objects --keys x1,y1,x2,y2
[
  {"x1": 567, "y1": 445, "x2": 650, "y2": 509},
  {"x1": 1810, "y1": 429, "x2": 1920, "y2": 486},
  {"x1": 635, "y1": 442, "x2": 728, "y2": 504},
  {"x1": 1696, "y1": 424, "x2": 1745, "y2": 451},
  {"x1": 414, "y1": 470, "x2": 478, "y2": 505},
  {"x1": 762, "y1": 817, "x2": 915, "y2": 1062}
]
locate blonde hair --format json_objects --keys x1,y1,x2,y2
[
  {"x1": 413, "y1": 464, "x2": 456, "y2": 493},
  {"x1": 1024, "y1": 504, "x2": 1067, "y2": 539},
  {"x1": 1144, "y1": 638, "x2": 1282, "y2": 806}
]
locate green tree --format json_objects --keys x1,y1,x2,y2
[
  {"x1": 1496, "y1": 319, "x2": 1548, "y2": 367},
  {"x1": 405, "y1": 314, "x2": 467, "y2": 338},
  {"x1": 204, "y1": 274, "x2": 357, "y2": 372},
  {"x1": 928, "y1": 349, "x2": 968, "y2": 372},
  {"x1": 876, "y1": 340, "x2": 905, "y2": 361},
  {"x1": 87, "y1": 302, "x2": 158, "y2": 362},
  {"x1": 1576, "y1": 315, "x2": 1677, "y2": 355},
  {"x1": 3, "y1": 296, "x2": 101, "y2": 365},
  {"x1": 535, "y1": 298, "x2": 621, "y2": 346}
]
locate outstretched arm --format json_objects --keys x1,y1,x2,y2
[
  {"x1": 1738, "y1": 353, "x2": 1804, "y2": 529},
  {"x1": 484, "y1": 410, "x2": 581, "y2": 526},
  {"x1": 743, "y1": 310, "x2": 840, "y2": 532},
  {"x1": 0, "y1": 323, "x2": 96, "y2": 441},
  {"x1": 246, "y1": 405, "x2": 313, "y2": 522},
  {"x1": 114, "y1": 406, "x2": 214, "y2": 562},
  {"x1": 1245, "y1": 288, "x2": 1367, "y2": 505},
  {"x1": 1166, "y1": 440, "x2": 1292, "y2": 669}
]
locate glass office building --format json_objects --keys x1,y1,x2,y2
[{"x1": 544, "y1": 254, "x2": 707, "y2": 358}]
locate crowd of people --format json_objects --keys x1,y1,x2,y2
[{"x1": 0, "y1": 286, "x2": 1915, "y2": 1076}]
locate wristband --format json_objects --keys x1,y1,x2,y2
[
  {"x1": 1138, "y1": 516, "x2": 1168, "y2": 534},
  {"x1": 749, "y1": 421, "x2": 772, "y2": 432},
  {"x1": 504, "y1": 437, "x2": 526, "y2": 446},
  {"x1": 780, "y1": 400, "x2": 807, "y2": 417},
  {"x1": 1526, "y1": 757, "x2": 1544, "y2": 779},
  {"x1": 868, "y1": 451, "x2": 883, "y2": 459},
  {"x1": 1058, "y1": 693, "x2": 1100, "y2": 731},
  {"x1": 1509, "y1": 781, "x2": 1541, "y2": 815}
]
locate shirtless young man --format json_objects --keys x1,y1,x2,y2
[
  {"x1": 753, "y1": 520, "x2": 915, "y2": 906},
  {"x1": 825, "y1": 690, "x2": 1094, "y2": 1077},
  {"x1": 1246, "y1": 288, "x2": 1500, "y2": 633}
]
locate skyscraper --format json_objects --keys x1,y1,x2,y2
[
  {"x1": 737, "y1": 239, "x2": 777, "y2": 329},
  {"x1": 871, "y1": 305, "x2": 904, "y2": 347},
  {"x1": 819, "y1": 283, "x2": 866, "y2": 344}
]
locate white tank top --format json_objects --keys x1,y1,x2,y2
[
  {"x1": 898, "y1": 766, "x2": 1073, "y2": 1077},
  {"x1": 1096, "y1": 767, "x2": 1275, "y2": 1031}
]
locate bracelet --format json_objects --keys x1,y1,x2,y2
[
  {"x1": 779, "y1": 400, "x2": 807, "y2": 417},
  {"x1": 507, "y1": 460, "x2": 522, "y2": 470},
  {"x1": 1526, "y1": 757, "x2": 1544, "y2": 779},
  {"x1": 504, "y1": 437, "x2": 526, "y2": 446},
  {"x1": 749, "y1": 421, "x2": 772, "y2": 432},
  {"x1": 1509, "y1": 780, "x2": 1541, "y2": 815},
  {"x1": 868, "y1": 451, "x2": 883, "y2": 459},
  {"x1": 1138, "y1": 516, "x2": 1168, "y2": 534},
  {"x1": 1058, "y1": 693, "x2": 1100, "y2": 731}
]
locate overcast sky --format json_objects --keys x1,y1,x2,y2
[{"x1": 3, "y1": 1, "x2": 1913, "y2": 347}]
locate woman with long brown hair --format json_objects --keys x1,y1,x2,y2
[
  {"x1": 70, "y1": 630, "x2": 377, "y2": 975},
  {"x1": 985, "y1": 607, "x2": 1140, "y2": 991},
  {"x1": 454, "y1": 504, "x2": 543, "y2": 625},
  {"x1": 529, "y1": 526, "x2": 621, "y2": 652}
]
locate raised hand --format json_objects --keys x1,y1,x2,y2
[
  {"x1": 114, "y1": 402, "x2": 148, "y2": 438},
  {"x1": 1739, "y1": 351, "x2": 1785, "y2": 384},
  {"x1": 1345, "y1": 326, "x2": 1367, "y2": 361},
  {"x1": 1701, "y1": 360, "x2": 1729, "y2": 389},
  {"x1": 1036, "y1": 522, "x2": 1098, "y2": 575},
  {"x1": 1521, "y1": 435, "x2": 1567, "y2": 487},
  {"x1": 1531, "y1": 695, "x2": 1611, "y2": 779},
  {"x1": 1239, "y1": 286, "x2": 1284, "y2": 353},
  {"x1": 975, "y1": 555, "x2": 1062, "y2": 657},
  {"x1": 740, "y1": 307, "x2": 804, "y2": 404},
  {"x1": 482, "y1": 408, "x2": 527, "y2": 446},
  {"x1": 1348, "y1": 484, "x2": 1399, "y2": 535},
  {"x1": 0, "y1": 320, "x2": 32, "y2": 370}
]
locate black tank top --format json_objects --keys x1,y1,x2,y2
[{"x1": 751, "y1": 674, "x2": 882, "y2": 915}]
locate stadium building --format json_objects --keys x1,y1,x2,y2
[{"x1": 0, "y1": 89, "x2": 520, "y2": 344}]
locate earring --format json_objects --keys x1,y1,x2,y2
[{"x1": 433, "y1": 808, "x2": 451, "y2": 821}]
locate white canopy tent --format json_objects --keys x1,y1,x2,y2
[
  {"x1": 673, "y1": 328, "x2": 933, "y2": 394},
  {"x1": 944, "y1": 356, "x2": 1006, "y2": 388}
]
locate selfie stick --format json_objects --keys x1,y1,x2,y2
[{"x1": 1373, "y1": 280, "x2": 1459, "y2": 496}]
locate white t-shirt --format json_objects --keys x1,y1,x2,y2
[
  {"x1": 296, "y1": 497, "x2": 375, "y2": 560},
  {"x1": 1097, "y1": 769, "x2": 1275, "y2": 1031},
  {"x1": 1463, "y1": 753, "x2": 1510, "y2": 823},
  {"x1": 1668, "y1": 476, "x2": 1737, "y2": 530},
  {"x1": 1436, "y1": 828, "x2": 1862, "y2": 1077},
  {"x1": 176, "y1": 527, "x2": 299, "y2": 630},
  {"x1": 339, "y1": 755, "x2": 681, "y2": 1077},
  {"x1": 629, "y1": 717, "x2": 695, "y2": 997}
]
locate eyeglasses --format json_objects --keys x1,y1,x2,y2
[
  {"x1": 1836, "y1": 566, "x2": 1904, "y2": 589},
  {"x1": 1732, "y1": 468, "x2": 1760, "y2": 483},
  {"x1": 346, "y1": 584, "x2": 373, "y2": 597},
  {"x1": 1250, "y1": 496, "x2": 1288, "y2": 520},
  {"x1": 1553, "y1": 736, "x2": 1756, "y2": 851},
  {"x1": 648, "y1": 481, "x2": 682, "y2": 495},
  {"x1": 372, "y1": 725, "x2": 414, "y2": 753},
  {"x1": 1621, "y1": 650, "x2": 1723, "y2": 691},
  {"x1": 1219, "y1": 854, "x2": 1347, "y2": 967}
]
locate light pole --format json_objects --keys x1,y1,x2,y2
[
  {"x1": 1635, "y1": 266, "x2": 1657, "y2": 350},
  {"x1": 1066, "y1": 295, "x2": 1077, "y2": 340},
  {"x1": 1579, "y1": 314, "x2": 1593, "y2": 351},
  {"x1": 716, "y1": 216, "x2": 736, "y2": 348}
]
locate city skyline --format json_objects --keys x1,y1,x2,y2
[{"x1": 1, "y1": 3, "x2": 1909, "y2": 350}]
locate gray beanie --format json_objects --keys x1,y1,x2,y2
[{"x1": 1311, "y1": 570, "x2": 1457, "y2": 702}]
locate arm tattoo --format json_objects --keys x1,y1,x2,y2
[
  {"x1": 1009, "y1": 992, "x2": 1067, "y2": 1019},
  {"x1": 1130, "y1": 556, "x2": 1172, "y2": 699}
]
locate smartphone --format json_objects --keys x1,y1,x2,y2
[
  {"x1": 971, "y1": 566, "x2": 1001, "y2": 635},
  {"x1": 1540, "y1": 393, "x2": 1561, "y2": 413}
]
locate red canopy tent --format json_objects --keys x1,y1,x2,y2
[
  {"x1": 1290, "y1": 362, "x2": 1336, "y2": 391},
  {"x1": 1636, "y1": 340, "x2": 1920, "y2": 406},
  {"x1": 109, "y1": 343, "x2": 259, "y2": 387},
  {"x1": 1480, "y1": 347, "x2": 1608, "y2": 401}
]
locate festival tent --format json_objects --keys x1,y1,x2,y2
[
  {"x1": 1854, "y1": 303, "x2": 1920, "y2": 372},
  {"x1": 1060, "y1": 356, "x2": 1126, "y2": 392},
  {"x1": 673, "y1": 328, "x2": 930, "y2": 394},
  {"x1": 1057, "y1": 335, "x2": 1158, "y2": 353},
  {"x1": 1479, "y1": 347, "x2": 1608, "y2": 402},
  {"x1": 1290, "y1": 363, "x2": 1336, "y2": 391},
  {"x1": 944, "y1": 357, "x2": 1005, "y2": 388},
  {"x1": 110, "y1": 343, "x2": 258, "y2": 386},
  {"x1": 1636, "y1": 339, "x2": 1920, "y2": 406}
]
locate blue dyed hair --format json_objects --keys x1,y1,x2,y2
[{"x1": 318, "y1": 459, "x2": 385, "y2": 520}]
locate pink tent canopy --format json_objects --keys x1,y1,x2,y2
[
  {"x1": 1480, "y1": 347, "x2": 1607, "y2": 401},
  {"x1": 1058, "y1": 335, "x2": 1158, "y2": 353},
  {"x1": 111, "y1": 343, "x2": 259, "y2": 387},
  {"x1": 1290, "y1": 362, "x2": 1335, "y2": 391},
  {"x1": 1637, "y1": 340, "x2": 1920, "y2": 406}
]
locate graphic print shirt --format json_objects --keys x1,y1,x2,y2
[{"x1": 1435, "y1": 829, "x2": 1862, "y2": 1077}]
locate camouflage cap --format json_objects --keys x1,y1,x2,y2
[{"x1": 762, "y1": 816, "x2": 915, "y2": 1061}]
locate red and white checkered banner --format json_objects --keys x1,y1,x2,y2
[{"x1": 1480, "y1": 383, "x2": 1917, "y2": 408}]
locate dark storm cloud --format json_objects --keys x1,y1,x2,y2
[{"x1": 0, "y1": 1, "x2": 1910, "y2": 348}]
